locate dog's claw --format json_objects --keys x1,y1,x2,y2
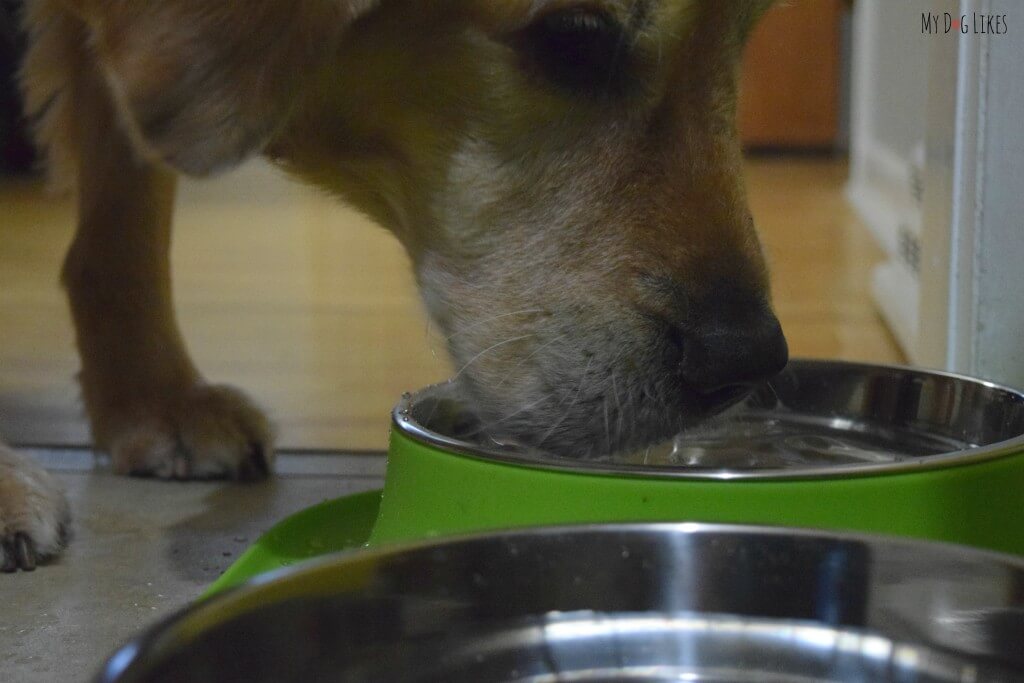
[
  {"x1": 1, "y1": 540, "x2": 16, "y2": 573},
  {"x1": 105, "y1": 384, "x2": 274, "y2": 481},
  {"x1": 15, "y1": 533, "x2": 37, "y2": 571},
  {"x1": 173, "y1": 456, "x2": 190, "y2": 480},
  {"x1": 1, "y1": 535, "x2": 39, "y2": 572},
  {"x1": 237, "y1": 442, "x2": 269, "y2": 482},
  {"x1": 0, "y1": 445, "x2": 71, "y2": 573}
]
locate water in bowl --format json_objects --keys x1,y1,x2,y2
[
  {"x1": 414, "y1": 384, "x2": 980, "y2": 472},
  {"x1": 445, "y1": 407, "x2": 976, "y2": 472},
  {"x1": 612, "y1": 411, "x2": 975, "y2": 470}
]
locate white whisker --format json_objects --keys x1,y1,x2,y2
[
  {"x1": 476, "y1": 393, "x2": 551, "y2": 433},
  {"x1": 424, "y1": 319, "x2": 442, "y2": 360},
  {"x1": 494, "y1": 333, "x2": 569, "y2": 388},
  {"x1": 603, "y1": 396, "x2": 611, "y2": 454},
  {"x1": 537, "y1": 357, "x2": 595, "y2": 447},
  {"x1": 611, "y1": 370, "x2": 626, "y2": 439},
  {"x1": 452, "y1": 334, "x2": 534, "y2": 380},
  {"x1": 444, "y1": 309, "x2": 546, "y2": 342}
]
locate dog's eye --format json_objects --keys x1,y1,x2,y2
[{"x1": 517, "y1": 8, "x2": 630, "y2": 95}]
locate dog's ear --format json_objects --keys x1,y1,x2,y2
[{"x1": 76, "y1": 0, "x2": 377, "y2": 175}]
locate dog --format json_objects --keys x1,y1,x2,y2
[{"x1": 1, "y1": 0, "x2": 787, "y2": 572}]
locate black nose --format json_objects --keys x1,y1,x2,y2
[{"x1": 675, "y1": 299, "x2": 788, "y2": 396}]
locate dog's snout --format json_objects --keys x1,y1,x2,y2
[{"x1": 673, "y1": 296, "x2": 789, "y2": 396}]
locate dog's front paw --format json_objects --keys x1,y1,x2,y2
[
  {"x1": 101, "y1": 384, "x2": 274, "y2": 481},
  {"x1": 0, "y1": 446, "x2": 71, "y2": 572}
]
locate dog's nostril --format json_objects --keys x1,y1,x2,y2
[{"x1": 675, "y1": 311, "x2": 789, "y2": 395}]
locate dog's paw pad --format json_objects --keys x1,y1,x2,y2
[
  {"x1": 0, "y1": 448, "x2": 72, "y2": 573},
  {"x1": 106, "y1": 384, "x2": 275, "y2": 482}
]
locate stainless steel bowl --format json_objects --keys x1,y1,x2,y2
[
  {"x1": 97, "y1": 525, "x2": 1024, "y2": 682},
  {"x1": 398, "y1": 359, "x2": 1024, "y2": 479}
]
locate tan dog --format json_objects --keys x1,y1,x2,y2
[{"x1": 1, "y1": 0, "x2": 786, "y2": 571}]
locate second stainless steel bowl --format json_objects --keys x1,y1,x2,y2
[{"x1": 98, "y1": 525, "x2": 1024, "y2": 682}]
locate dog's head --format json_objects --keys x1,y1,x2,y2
[{"x1": 90, "y1": 0, "x2": 785, "y2": 455}]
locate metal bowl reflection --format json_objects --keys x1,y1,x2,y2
[{"x1": 98, "y1": 525, "x2": 1024, "y2": 682}]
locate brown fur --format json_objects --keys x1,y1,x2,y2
[{"x1": 3, "y1": 0, "x2": 780, "y2": 570}]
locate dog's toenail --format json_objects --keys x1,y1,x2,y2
[
  {"x1": 15, "y1": 534, "x2": 36, "y2": 571},
  {"x1": 1, "y1": 540, "x2": 17, "y2": 572},
  {"x1": 173, "y1": 457, "x2": 189, "y2": 480},
  {"x1": 247, "y1": 442, "x2": 270, "y2": 479}
]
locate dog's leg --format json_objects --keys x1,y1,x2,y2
[
  {"x1": 0, "y1": 441, "x2": 70, "y2": 571},
  {"x1": 56, "y1": 35, "x2": 273, "y2": 480},
  {"x1": 21, "y1": 0, "x2": 384, "y2": 480}
]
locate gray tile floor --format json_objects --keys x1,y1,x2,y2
[{"x1": 3, "y1": 449, "x2": 385, "y2": 682}]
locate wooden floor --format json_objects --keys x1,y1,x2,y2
[{"x1": 0, "y1": 157, "x2": 903, "y2": 451}]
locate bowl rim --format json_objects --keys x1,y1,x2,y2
[{"x1": 392, "y1": 358, "x2": 1024, "y2": 481}]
